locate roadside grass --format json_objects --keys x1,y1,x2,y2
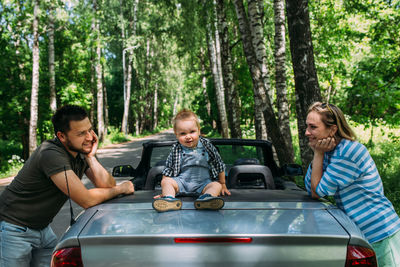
[{"x1": 99, "y1": 127, "x2": 134, "y2": 148}]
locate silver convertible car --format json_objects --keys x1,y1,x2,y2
[{"x1": 51, "y1": 139, "x2": 377, "y2": 267}]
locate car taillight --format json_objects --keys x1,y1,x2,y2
[
  {"x1": 174, "y1": 237, "x2": 253, "y2": 243},
  {"x1": 51, "y1": 247, "x2": 83, "y2": 267},
  {"x1": 345, "y1": 245, "x2": 377, "y2": 267}
]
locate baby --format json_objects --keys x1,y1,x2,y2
[{"x1": 152, "y1": 109, "x2": 230, "y2": 212}]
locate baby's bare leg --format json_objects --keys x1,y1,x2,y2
[
  {"x1": 161, "y1": 177, "x2": 179, "y2": 197},
  {"x1": 202, "y1": 181, "x2": 222, "y2": 196}
]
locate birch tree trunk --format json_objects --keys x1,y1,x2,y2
[
  {"x1": 123, "y1": 54, "x2": 133, "y2": 133},
  {"x1": 233, "y1": 0, "x2": 293, "y2": 165},
  {"x1": 206, "y1": 0, "x2": 229, "y2": 138},
  {"x1": 274, "y1": 0, "x2": 294, "y2": 161},
  {"x1": 248, "y1": 0, "x2": 273, "y2": 105},
  {"x1": 48, "y1": 5, "x2": 57, "y2": 113},
  {"x1": 233, "y1": 0, "x2": 265, "y2": 141},
  {"x1": 103, "y1": 71, "x2": 108, "y2": 135},
  {"x1": 153, "y1": 83, "x2": 158, "y2": 131},
  {"x1": 120, "y1": 0, "x2": 128, "y2": 134},
  {"x1": 94, "y1": 0, "x2": 105, "y2": 141},
  {"x1": 206, "y1": 26, "x2": 229, "y2": 138},
  {"x1": 121, "y1": 0, "x2": 139, "y2": 135},
  {"x1": 144, "y1": 38, "x2": 153, "y2": 131},
  {"x1": 216, "y1": 0, "x2": 242, "y2": 139},
  {"x1": 286, "y1": 0, "x2": 322, "y2": 168},
  {"x1": 29, "y1": 0, "x2": 40, "y2": 155}
]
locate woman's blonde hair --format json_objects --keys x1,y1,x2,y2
[
  {"x1": 173, "y1": 109, "x2": 201, "y2": 133},
  {"x1": 308, "y1": 102, "x2": 356, "y2": 141}
]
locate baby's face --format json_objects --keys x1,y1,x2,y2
[{"x1": 174, "y1": 119, "x2": 200, "y2": 148}]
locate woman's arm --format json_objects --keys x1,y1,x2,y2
[{"x1": 310, "y1": 137, "x2": 336, "y2": 199}]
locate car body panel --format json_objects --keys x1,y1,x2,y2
[{"x1": 80, "y1": 237, "x2": 347, "y2": 267}]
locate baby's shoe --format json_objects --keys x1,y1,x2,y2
[
  {"x1": 152, "y1": 196, "x2": 182, "y2": 212},
  {"x1": 194, "y1": 194, "x2": 224, "y2": 210}
]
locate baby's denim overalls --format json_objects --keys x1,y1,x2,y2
[{"x1": 173, "y1": 141, "x2": 212, "y2": 194}]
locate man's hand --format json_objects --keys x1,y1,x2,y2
[
  {"x1": 118, "y1": 180, "x2": 135, "y2": 195},
  {"x1": 86, "y1": 130, "x2": 99, "y2": 158}
]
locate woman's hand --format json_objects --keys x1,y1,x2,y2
[{"x1": 314, "y1": 137, "x2": 336, "y2": 154}]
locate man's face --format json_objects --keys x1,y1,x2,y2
[
  {"x1": 174, "y1": 119, "x2": 200, "y2": 148},
  {"x1": 59, "y1": 117, "x2": 94, "y2": 156}
]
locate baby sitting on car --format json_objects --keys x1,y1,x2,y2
[{"x1": 152, "y1": 109, "x2": 230, "y2": 212}]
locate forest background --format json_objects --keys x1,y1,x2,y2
[{"x1": 1, "y1": 0, "x2": 399, "y2": 210}]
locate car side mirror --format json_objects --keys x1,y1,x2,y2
[
  {"x1": 112, "y1": 165, "x2": 135, "y2": 177},
  {"x1": 280, "y1": 164, "x2": 303, "y2": 176}
]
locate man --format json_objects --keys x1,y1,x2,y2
[{"x1": 0, "y1": 105, "x2": 134, "y2": 267}]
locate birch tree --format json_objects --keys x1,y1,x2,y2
[
  {"x1": 274, "y1": 0, "x2": 294, "y2": 161},
  {"x1": 121, "y1": 0, "x2": 139, "y2": 135},
  {"x1": 233, "y1": 0, "x2": 265, "y2": 141},
  {"x1": 216, "y1": 0, "x2": 242, "y2": 139},
  {"x1": 29, "y1": 0, "x2": 40, "y2": 155},
  {"x1": 286, "y1": 0, "x2": 322, "y2": 168},
  {"x1": 93, "y1": 0, "x2": 105, "y2": 141},
  {"x1": 248, "y1": 0, "x2": 273, "y2": 105},
  {"x1": 153, "y1": 83, "x2": 158, "y2": 130},
  {"x1": 48, "y1": 3, "x2": 57, "y2": 113},
  {"x1": 233, "y1": 0, "x2": 293, "y2": 165},
  {"x1": 204, "y1": 0, "x2": 229, "y2": 138}
]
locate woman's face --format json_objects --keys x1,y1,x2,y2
[{"x1": 305, "y1": 111, "x2": 335, "y2": 148}]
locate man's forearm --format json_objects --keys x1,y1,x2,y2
[
  {"x1": 80, "y1": 182, "x2": 133, "y2": 209},
  {"x1": 85, "y1": 156, "x2": 116, "y2": 187}
]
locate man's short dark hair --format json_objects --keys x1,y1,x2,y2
[{"x1": 52, "y1": 105, "x2": 88, "y2": 134}]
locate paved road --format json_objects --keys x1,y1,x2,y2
[{"x1": 0, "y1": 129, "x2": 175, "y2": 239}]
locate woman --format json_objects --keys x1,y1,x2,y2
[{"x1": 304, "y1": 102, "x2": 400, "y2": 266}]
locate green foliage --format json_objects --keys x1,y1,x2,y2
[
  {"x1": 100, "y1": 127, "x2": 133, "y2": 148},
  {"x1": 366, "y1": 137, "x2": 400, "y2": 214},
  {"x1": 344, "y1": 56, "x2": 400, "y2": 126},
  {"x1": 0, "y1": 140, "x2": 23, "y2": 178}
]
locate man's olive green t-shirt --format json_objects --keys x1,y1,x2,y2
[{"x1": 0, "y1": 138, "x2": 88, "y2": 229}]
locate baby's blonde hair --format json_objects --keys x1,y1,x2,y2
[{"x1": 173, "y1": 109, "x2": 201, "y2": 133}]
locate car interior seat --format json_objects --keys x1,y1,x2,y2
[
  {"x1": 227, "y1": 158, "x2": 275, "y2": 189},
  {"x1": 144, "y1": 160, "x2": 165, "y2": 190}
]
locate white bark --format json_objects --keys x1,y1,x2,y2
[
  {"x1": 94, "y1": 0, "x2": 105, "y2": 141},
  {"x1": 29, "y1": 0, "x2": 40, "y2": 155},
  {"x1": 274, "y1": 0, "x2": 294, "y2": 160},
  {"x1": 217, "y1": 0, "x2": 242, "y2": 138},
  {"x1": 121, "y1": 0, "x2": 139, "y2": 135},
  {"x1": 207, "y1": 20, "x2": 229, "y2": 138},
  {"x1": 233, "y1": 0, "x2": 266, "y2": 140},
  {"x1": 153, "y1": 83, "x2": 158, "y2": 130},
  {"x1": 248, "y1": 0, "x2": 273, "y2": 105},
  {"x1": 48, "y1": 5, "x2": 57, "y2": 113}
]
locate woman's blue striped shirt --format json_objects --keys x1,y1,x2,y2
[{"x1": 304, "y1": 139, "x2": 400, "y2": 243}]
